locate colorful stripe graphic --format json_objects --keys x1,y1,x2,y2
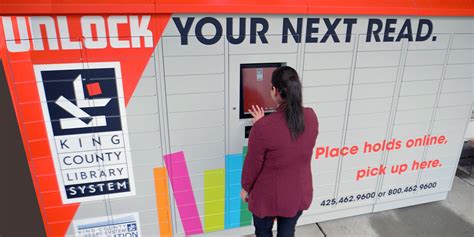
[
  {"x1": 225, "y1": 154, "x2": 243, "y2": 229},
  {"x1": 162, "y1": 150, "x2": 252, "y2": 233},
  {"x1": 153, "y1": 168, "x2": 172, "y2": 237},
  {"x1": 164, "y1": 151, "x2": 203, "y2": 235},
  {"x1": 204, "y1": 169, "x2": 226, "y2": 232},
  {"x1": 240, "y1": 146, "x2": 253, "y2": 226}
]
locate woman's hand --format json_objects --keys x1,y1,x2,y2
[
  {"x1": 240, "y1": 188, "x2": 248, "y2": 203},
  {"x1": 248, "y1": 105, "x2": 265, "y2": 124}
]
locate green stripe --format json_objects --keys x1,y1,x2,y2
[
  {"x1": 204, "y1": 169, "x2": 225, "y2": 232},
  {"x1": 240, "y1": 146, "x2": 252, "y2": 226}
]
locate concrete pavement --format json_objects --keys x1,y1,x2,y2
[{"x1": 248, "y1": 172, "x2": 474, "y2": 237}]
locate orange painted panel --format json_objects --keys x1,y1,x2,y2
[
  {"x1": 154, "y1": 167, "x2": 173, "y2": 237},
  {"x1": 1, "y1": 0, "x2": 473, "y2": 16}
]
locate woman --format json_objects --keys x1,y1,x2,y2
[{"x1": 241, "y1": 66, "x2": 319, "y2": 237}]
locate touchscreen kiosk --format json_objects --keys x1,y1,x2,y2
[
  {"x1": 240, "y1": 63, "x2": 284, "y2": 119},
  {"x1": 228, "y1": 57, "x2": 294, "y2": 155}
]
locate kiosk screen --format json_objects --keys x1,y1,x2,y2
[{"x1": 240, "y1": 63, "x2": 283, "y2": 119}]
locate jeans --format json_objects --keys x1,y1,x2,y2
[{"x1": 252, "y1": 211, "x2": 303, "y2": 237}]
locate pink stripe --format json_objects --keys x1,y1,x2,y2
[{"x1": 164, "y1": 151, "x2": 203, "y2": 235}]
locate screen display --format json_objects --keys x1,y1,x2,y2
[{"x1": 240, "y1": 63, "x2": 283, "y2": 119}]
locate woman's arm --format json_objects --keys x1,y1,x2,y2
[{"x1": 241, "y1": 122, "x2": 266, "y2": 193}]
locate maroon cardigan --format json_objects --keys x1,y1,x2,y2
[{"x1": 242, "y1": 107, "x2": 319, "y2": 218}]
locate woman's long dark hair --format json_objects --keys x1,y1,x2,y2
[{"x1": 271, "y1": 66, "x2": 305, "y2": 140}]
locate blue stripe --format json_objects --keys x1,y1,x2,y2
[{"x1": 225, "y1": 153, "x2": 243, "y2": 229}]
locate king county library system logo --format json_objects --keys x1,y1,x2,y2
[
  {"x1": 34, "y1": 62, "x2": 136, "y2": 204},
  {"x1": 74, "y1": 213, "x2": 141, "y2": 237}
]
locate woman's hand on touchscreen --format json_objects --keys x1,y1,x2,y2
[{"x1": 249, "y1": 105, "x2": 264, "y2": 124}]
